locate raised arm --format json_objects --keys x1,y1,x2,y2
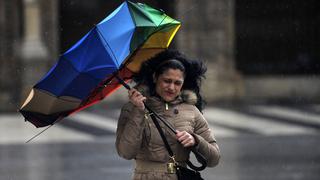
[{"x1": 115, "y1": 103, "x2": 146, "y2": 160}]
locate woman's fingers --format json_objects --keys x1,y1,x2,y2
[
  {"x1": 128, "y1": 89, "x2": 146, "y2": 110},
  {"x1": 176, "y1": 130, "x2": 195, "y2": 147},
  {"x1": 128, "y1": 89, "x2": 138, "y2": 97}
]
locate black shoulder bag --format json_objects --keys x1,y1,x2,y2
[{"x1": 148, "y1": 111, "x2": 206, "y2": 180}]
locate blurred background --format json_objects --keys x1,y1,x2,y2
[{"x1": 0, "y1": 0, "x2": 319, "y2": 179}]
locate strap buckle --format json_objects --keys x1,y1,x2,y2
[{"x1": 167, "y1": 156, "x2": 177, "y2": 174}]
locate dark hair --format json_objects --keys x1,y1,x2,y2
[
  {"x1": 133, "y1": 49, "x2": 207, "y2": 111},
  {"x1": 154, "y1": 59, "x2": 186, "y2": 79}
]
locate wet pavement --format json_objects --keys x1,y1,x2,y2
[
  {"x1": 212, "y1": 135, "x2": 320, "y2": 180},
  {"x1": 1, "y1": 135, "x2": 319, "y2": 180},
  {"x1": 1, "y1": 103, "x2": 320, "y2": 180}
]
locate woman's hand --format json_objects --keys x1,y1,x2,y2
[
  {"x1": 128, "y1": 88, "x2": 146, "y2": 110},
  {"x1": 176, "y1": 130, "x2": 196, "y2": 148}
]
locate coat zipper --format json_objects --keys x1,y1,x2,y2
[{"x1": 165, "y1": 102, "x2": 169, "y2": 110}]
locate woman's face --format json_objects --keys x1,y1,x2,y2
[{"x1": 155, "y1": 68, "x2": 184, "y2": 102}]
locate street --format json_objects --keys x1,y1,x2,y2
[{"x1": 0, "y1": 103, "x2": 320, "y2": 180}]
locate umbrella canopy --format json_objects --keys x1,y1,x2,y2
[{"x1": 20, "y1": 0, "x2": 180, "y2": 127}]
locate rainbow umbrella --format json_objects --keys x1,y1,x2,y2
[{"x1": 20, "y1": 1, "x2": 180, "y2": 128}]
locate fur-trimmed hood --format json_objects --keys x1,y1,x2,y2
[{"x1": 135, "y1": 84, "x2": 198, "y2": 105}]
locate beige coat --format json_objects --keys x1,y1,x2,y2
[{"x1": 116, "y1": 88, "x2": 220, "y2": 180}]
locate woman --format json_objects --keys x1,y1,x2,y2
[{"x1": 116, "y1": 50, "x2": 220, "y2": 180}]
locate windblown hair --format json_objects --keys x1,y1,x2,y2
[{"x1": 133, "y1": 49, "x2": 207, "y2": 112}]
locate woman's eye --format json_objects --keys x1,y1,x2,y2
[{"x1": 175, "y1": 81, "x2": 182, "y2": 86}]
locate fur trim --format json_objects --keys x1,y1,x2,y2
[{"x1": 181, "y1": 90, "x2": 197, "y2": 105}]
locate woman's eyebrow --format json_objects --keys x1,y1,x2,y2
[{"x1": 163, "y1": 77, "x2": 183, "y2": 82}]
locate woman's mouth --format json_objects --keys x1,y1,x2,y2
[{"x1": 165, "y1": 91, "x2": 175, "y2": 97}]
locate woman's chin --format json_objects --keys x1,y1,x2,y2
[{"x1": 162, "y1": 96, "x2": 176, "y2": 102}]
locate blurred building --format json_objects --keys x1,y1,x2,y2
[{"x1": 0, "y1": 0, "x2": 319, "y2": 112}]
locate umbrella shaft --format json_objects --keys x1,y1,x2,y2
[{"x1": 115, "y1": 75, "x2": 131, "y2": 90}]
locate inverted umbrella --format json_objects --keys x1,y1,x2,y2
[{"x1": 20, "y1": 0, "x2": 181, "y2": 128}]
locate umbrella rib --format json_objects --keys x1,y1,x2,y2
[
  {"x1": 95, "y1": 27, "x2": 120, "y2": 68},
  {"x1": 25, "y1": 125, "x2": 53, "y2": 143},
  {"x1": 25, "y1": 115, "x2": 67, "y2": 143},
  {"x1": 50, "y1": 56, "x2": 111, "y2": 99},
  {"x1": 62, "y1": 57, "x2": 109, "y2": 82},
  {"x1": 121, "y1": 12, "x2": 172, "y2": 67}
]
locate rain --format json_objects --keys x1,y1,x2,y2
[{"x1": 0, "y1": 0, "x2": 319, "y2": 180}]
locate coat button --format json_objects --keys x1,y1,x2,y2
[{"x1": 174, "y1": 109, "x2": 179, "y2": 114}]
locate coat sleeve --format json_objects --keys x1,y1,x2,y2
[
  {"x1": 115, "y1": 103, "x2": 146, "y2": 160},
  {"x1": 192, "y1": 108, "x2": 221, "y2": 167}
]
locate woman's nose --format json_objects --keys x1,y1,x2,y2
[{"x1": 168, "y1": 82, "x2": 174, "y2": 90}]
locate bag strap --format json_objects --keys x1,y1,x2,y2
[
  {"x1": 148, "y1": 110, "x2": 207, "y2": 171},
  {"x1": 149, "y1": 112, "x2": 174, "y2": 156}
]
